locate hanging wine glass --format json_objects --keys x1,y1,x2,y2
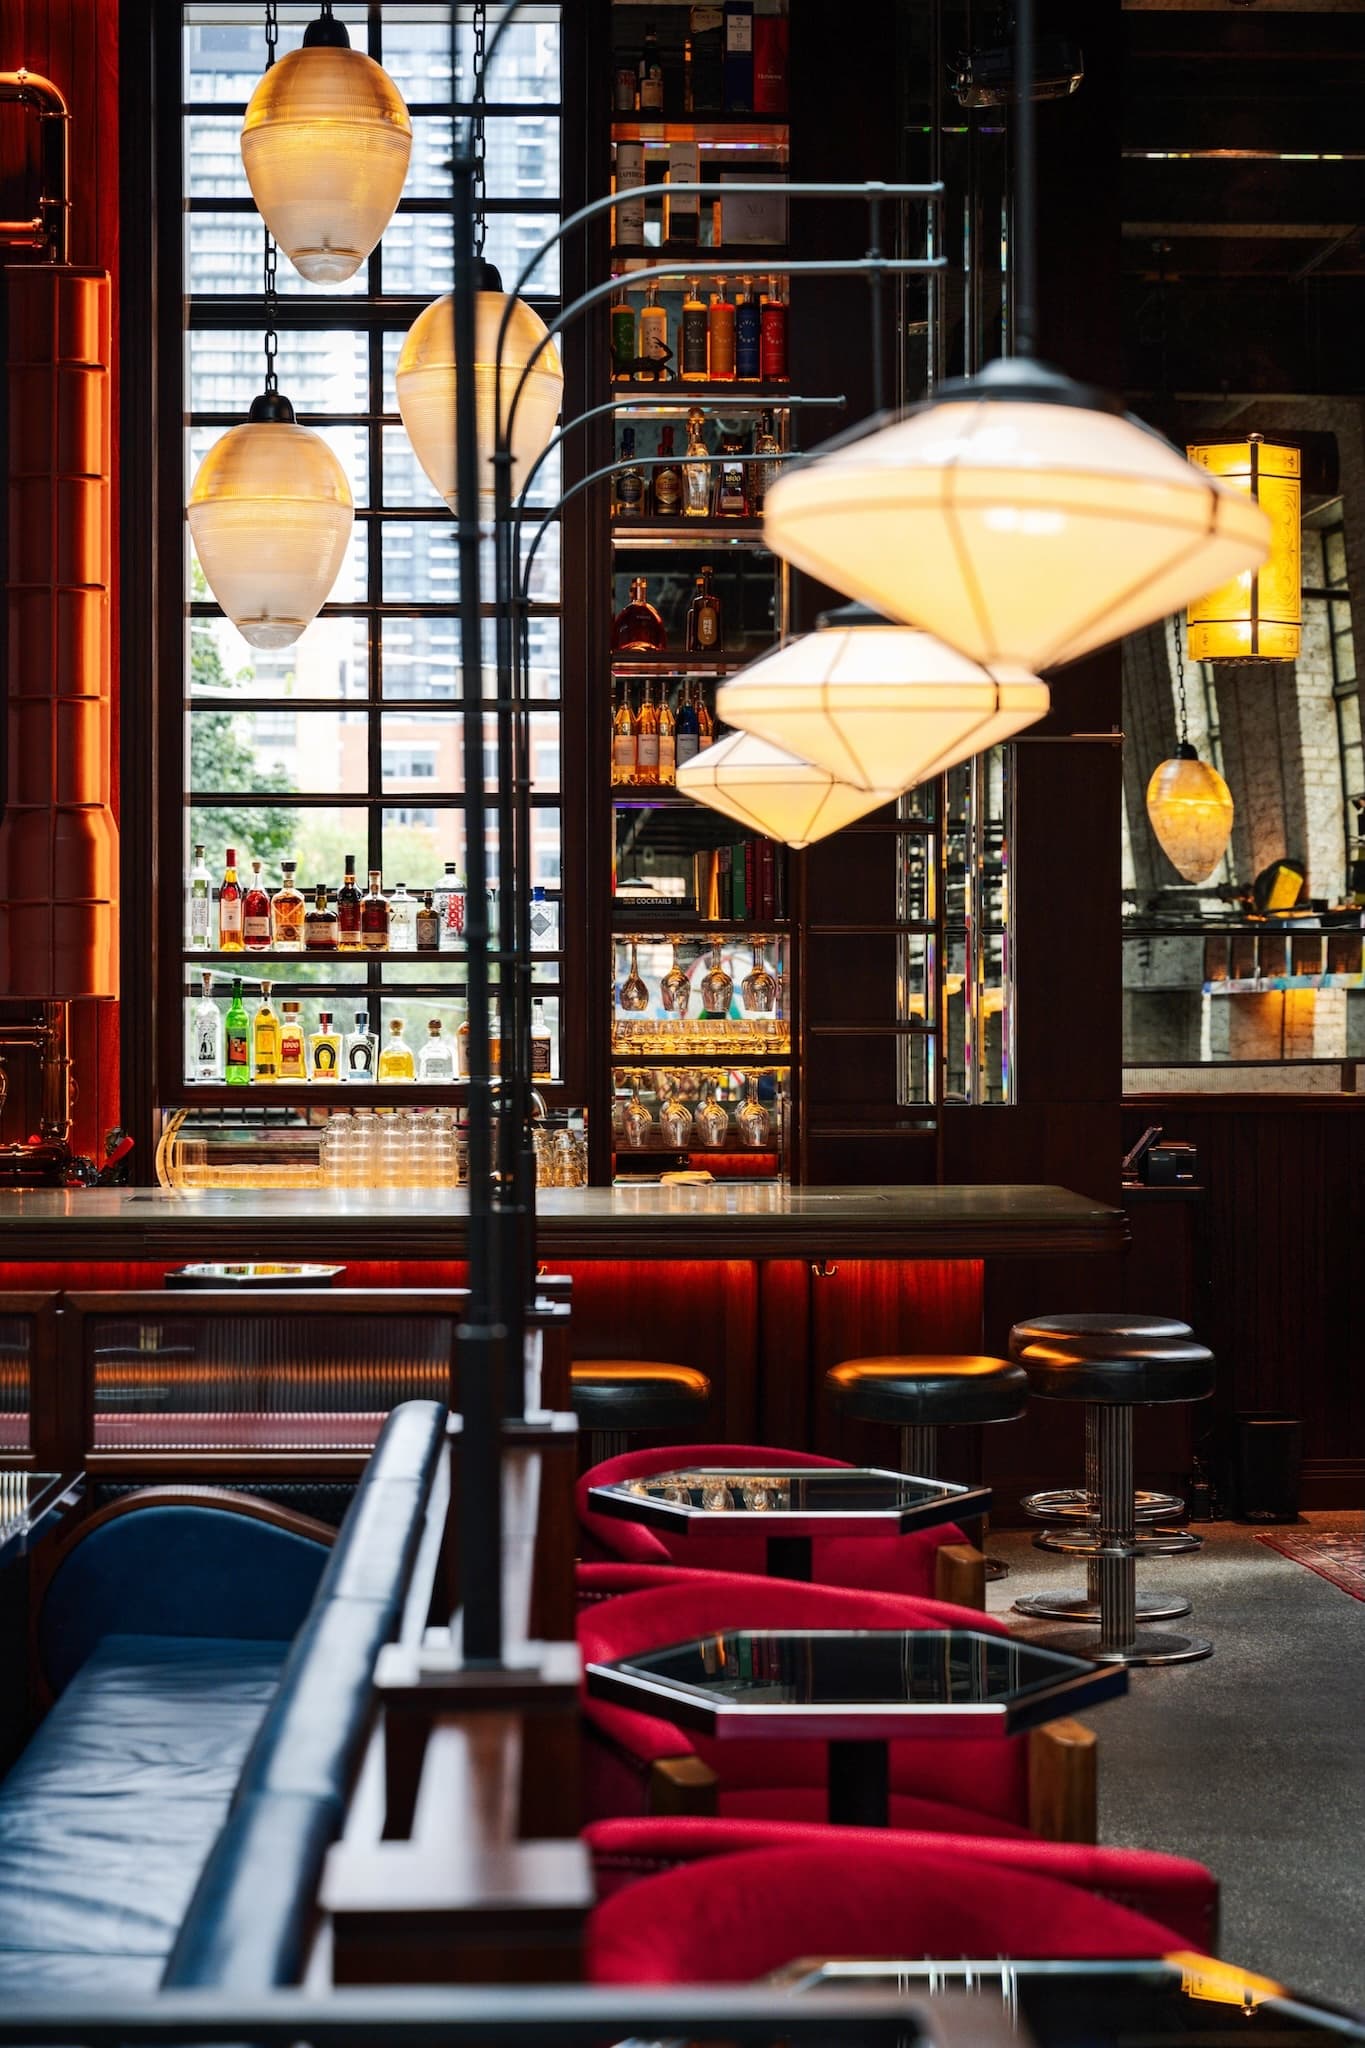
[
  {"x1": 660, "y1": 1076, "x2": 693, "y2": 1148},
  {"x1": 700, "y1": 945, "x2": 733, "y2": 1017},
  {"x1": 736, "y1": 1073, "x2": 771, "y2": 1148},
  {"x1": 694, "y1": 1079, "x2": 729, "y2": 1148},
  {"x1": 701, "y1": 1479, "x2": 736, "y2": 1512},
  {"x1": 741, "y1": 952, "x2": 778, "y2": 1013},
  {"x1": 619, "y1": 942, "x2": 649, "y2": 1012},
  {"x1": 660, "y1": 943, "x2": 692, "y2": 1016},
  {"x1": 622, "y1": 1081, "x2": 653, "y2": 1150}
]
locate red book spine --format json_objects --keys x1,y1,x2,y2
[
  {"x1": 745, "y1": 840, "x2": 757, "y2": 920},
  {"x1": 758, "y1": 837, "x2": 775, "y2": 920}
]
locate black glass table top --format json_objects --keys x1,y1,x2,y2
[
  {"x1": 588, "y1": 1465, "x2": 991, "y2": 1538},
  {"x1": 586, "y1": 1626, "x2": 1126, "y2": 1740},
  {"x1": 769, "y1": 1958, "x2": 1365, "y2": 2044}
]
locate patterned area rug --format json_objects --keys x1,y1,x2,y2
[{"x1": 1256, "y1": 1518, "x2": 1365, "y2": 1602}]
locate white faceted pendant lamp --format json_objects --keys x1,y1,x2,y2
[
  {"x1": 188, "y1": 391, "x2": 353, "y2": 650},
  {"x1": 675, "y1": 730, "x2": 898, "y2": 848},
  {"x1": 241, "y1": 11, "x2": 412, "y2": 284},
  {"x1": 717, "y1": 603, "x2": 1050, "y2": 793}
]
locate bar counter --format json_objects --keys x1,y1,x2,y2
[{"x1": 0, "y1": 1182, "x2": 1125, "y2": 1263}]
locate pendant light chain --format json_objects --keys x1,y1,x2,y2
[
  {"x1": 262, "y1": 228, "x2": 280, "y2": 393},
  {"x1": 1172, "y1": 616, "x2": 1190, "y2": 748},
  {"x1": 472, "y1": 1, "x2": 488, "y2": 256},
  {"x1": 1013, "y1": 0, "x2": 1037, "y2": 358},
  {"x1": 264, "y1": 0, "x2": 278, "y2": 68}
]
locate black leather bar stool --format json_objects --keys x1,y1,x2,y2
[
  {"x1": 825, "y1": 1353, "x2": 1028, "y2": 1479},
  {"x1": 570, "y1": 1360, "x2": 711, "y2": 1463},
  {"x1": 1011, "y1": 1327, "x2": 1215, "y2": 1666}
]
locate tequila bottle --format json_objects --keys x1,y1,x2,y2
[
  {"x1": 378, "y1": 1017, "x2": 415, "y2": 1081},
  {"x1": 388, "y1": 882, "x2": 416, "y2": 951},
  {"x1": 218, "y1": 850, "x2": 244, "y2": 952},
  {"x1": 337, "y1": 855, "x2": 363, "y2": 950},
  {"x1": 278, "y1": 1001, "x2": 306, "y2": 1080},
  {"x1": 741, "y1": 952, "x2": 778, "y2": 1013},
  {"x1": 735, "y1": 1073, "x2": 771, "y2": 1147},
  {"x1": 271, "y1": 860, "x2": 305, "y2": 950},
  {"x1": 700, "y1": 945, "x2": 733, "y2": 1017},
  {"x1": 190, "y1": 970, "x2": 223, "y2": 1082},
  {"x1": 660, "y1": 945, "x2": 692, "y2": 1015},
  {"x1": 361, "y1": 870, "x2": 390, "y2": 951},
  {"x1": 619, "y1": 942, "x2": 649, "y2": 1011},
  {"x1": 304, "y1": 883, "x2": 338, "y2": 952},
  {"x1": 188, "y1": 843, "x2": 212, "y2": 949},
  {"x1": 309, "y1": 1010, "x2": 342, "y2": 1081},
  {"x1": 252, "y1": 980, "x2": 281, "y2": 1080},
  {"x1": 242, "y1": 860, "x2": 272, "y2": 949},
  {"x1": 345, "y1": 1010, "x2": 377, "y2": 1082},
  {"x1": 415, "y1": 891, "x2": 440, "y2": 952},
  {"x1": 224, "y1": 976, "x2": 250, "y2": 1084},
  {"x1": 694, "y1": 1079, "x2": 729, "y2": 1147},
  {"x1": 417, "y1": 1018, "x2": 455, "y2": 1082}
]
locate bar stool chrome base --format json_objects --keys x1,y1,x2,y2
[
  {"x1": 1023, "y1": 1485, "x2": 1185, "y2": 1524},
  {"x1": 1029, "y1": 1622, "x2": 1213, "y2": 1667},
  {"x1": 1035, "y1": 1524, "x2": 1203, "y2": 1558},
  {"x1": 1014, "y1": 1587, "x2": 1192, "y2": 1623}
]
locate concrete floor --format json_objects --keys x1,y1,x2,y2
[{"x1": 987, "y1": 1516, "x2": 1365, "y2": 2012}]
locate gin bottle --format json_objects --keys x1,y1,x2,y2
[
  {"x1": 190, "y1": 970, "x2": 223, "y2": 1082},
  {"x1": 188, "y1": 843, "x2": 212, "y2": 950},
  {"x1": 388, "y1": 882, "x2": 416, "y2": 951}
]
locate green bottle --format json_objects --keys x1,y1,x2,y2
[{"x1": 224, "y1": 975, "x2": 251, "y2": 1085}]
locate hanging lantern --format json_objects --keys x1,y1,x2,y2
[
  {"x1": 716, "y1": 602, "x2": 1049, "y2": 793},
  {"x1": 241, "y1": 11, "x2": 412, "y2": 285},
  {"x1": 1144, "y1": 624, "x2": 1234, "y2": 884},
  {"x1": 188, "y1": 392, "x2": 353, "y2": 650},
  {"x1": 396, "y1": 271, "x2": 565, "y2": 510},
  {"x1": 763, "y1": 358, "x2": 1272, "y2": 674},
  {"x1": 1185, "y1": 435, "x2": 1301, "y2": 662},
  {"x1": 675, "y1": 730, "x2": 897, "y2": 848}
]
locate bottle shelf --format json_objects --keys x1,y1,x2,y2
[
  {"x1": 170, "y1": 1084, "x2": 481, "y2": 1108},
  {"x1": 610, "y1": 115, "x2": 790, "y2": 142},
  {"x1": 611, "y1": 249, "x2": 792, "y2": 269},
  {"x1": 609, "y1": 379, "x2": 792, "y2": 404},
  {"x1": 612, "y1": 913, "x2": 787, "y2": 935},
  {"x1": 181, "y1": 948, "x2": 479, "y2": 967},
  {"x1": 611, "y1": 655, "x2": 740, "y2": 676},
  {"x1": 611, "y1": 518, "x2": 765, "y2": 541}
]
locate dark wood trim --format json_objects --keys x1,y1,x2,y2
[{"x1": 43, "y1": 1483, "x2": 338, "y2": 1554}]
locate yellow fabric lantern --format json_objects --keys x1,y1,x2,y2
[
  {"x1": 241, "y1": 17, "x2": 412, "y2": 285},
  {"x1": 1185, "y1": 435, "x2": 1301, "y2": 662},
  {"x1": 1145, "y1": 746, "x2": 1235, "y2": 885},
  {"x1": 396, "y1": 279, "x2": 564, "y2": 511},
  {"x1": 675, "y1": 730, "x2": 897, "y2": 848},
  {"x1": 188, "y1": 393, "x2": 353, "y2": 650}
]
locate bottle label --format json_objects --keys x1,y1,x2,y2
[
  {"x1": 676, "y1": 733, "x2": 701, "y2": 766},
  {"x1": 190, "y1": 895, "x2": 210, "y2": 942},
  {"x1": 243, "y1": 913, "x2": 271, "y2": 943},
  {"x1": 255, "y1": 1044, "x2": 278, "y2": 1079},
  {"x1": 658, "y1": 736, "x2": 676, "y2": 778},
  {"x1": 362, "y1": 928, "x2": 389, "y2": 951},
  {"x1": 416, "y1": 913, "x2": 440, "y2": 951},
  {"x1": 280, "y1": 1032, "x2": 304, "y2": 1074},
  {"x1": 637, "y1": 735, "x2": 660, "y2": 772},
  {"x1": 226, "y1": 1029, "x2": 249, "y2": 1071},
  {"x1": 682, "y1": 311, "x2": 709, "y2": 375},
  {"x1": 531, "y1": 1037, "x2": 552, "y2": 1078},
  {"x1": 642, "y1": 318, "x2": 668, "y2": 361},
  {"x1": 736, "y1": 309, "x2": 761, "y2": 377},
  {"x1": 654, "y1": 468, "x2": 683, "y2": 515},
  {"x1": 617, "y1": 472, "x2": 645, "y2": 514},
  {"x1": 348, "y1": 1040, "x2": 375, "y2": 1074},
  {"x1": 613, "y1": 735, "x2": 637, "y2": 773},
  {"x1": 220, "y1": 902, "x2": 243, "y2": 937},
  {"x1": 697, "y1": 605, "x2": 719, "y2": 647},
  {"x1": 760, "y1": 305, "x2": 788, "y2": 379},
  {"x1": 196, "y1": 1022, "x2": 218, "y2": 1062},
  {"x1": 444, "y1": 891, "x2": 466, "y2": 935},
  {"x1": 612, "y1": 308, "x2": 636, "y2": 370},
  {"x1": 313, "y1": 1043, "x2": 338, "y2": 1076}
]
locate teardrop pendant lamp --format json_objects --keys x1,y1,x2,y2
[
  {"x1": 241, "y1": 8, "x2": 412, "y2": 284},
  {"x1": 716, "y1": 602, "x2": 1050, "y2": 793},
  {"x1": 675, "y1": 731, "x2": 898, "y2": 848},
  {"x1": 1145, "y1": 623, "x2": 1234, "y2": 884}
]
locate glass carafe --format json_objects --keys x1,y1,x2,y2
[
  {"x1": 736, "y1": 1073, "x2": 771, "y2": 1148},
  {"x1": 619, "y1": 942, "x2": 649, "y2": 1012},
  {"x1": 660, "y1": 944, "x2": 692, "y2": 1016},
  {"x1": 699, "y1": 946, "x2": 733, "y2": 1018},
  {"x1": 694, "y1": 1079, "x2": 729, "y2": 1148}
]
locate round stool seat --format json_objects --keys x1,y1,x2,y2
[
  {"x1": 827, "y1": 1354, "x2": 1028, "y2": 1429},
  {"x1": 1016, "y1": 1336, "x2": 1214, "y2": 1405},
  {"x1": 1009, "y1": 1312, "x2": 1191, "y2": 1362},
  {"x1": 571, "y1": 1360, "x2": 710, "y2": 1432}
]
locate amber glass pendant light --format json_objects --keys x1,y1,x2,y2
[
  {"x1": 1145, "y1": 625, "x2": 1234, "y2": 884},
  {"x1": 241, "y1": 1, "x2": 412, "y2": 285},
  {"x1": 1186, "y1": 435, "x2": 1302, "y2": 662}
]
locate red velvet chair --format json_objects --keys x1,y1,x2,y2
[
  {"x1": 577, "y1": 1443, "x2": 985, "y2": 1606},
  {"x1": 579, "y1": 1571, "x2": 1096, "y2": 1841},
  {"x1": 586, "y1": 1836, "x2": 1205, "y2": 1984}
]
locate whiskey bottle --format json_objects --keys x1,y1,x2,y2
[
  {"x1": 378, "y1": 1016, "x2": 415, "y2": 1081},
  {"x1": 684, "y1": 406, "x2": 710, "y2": 516},
  {"x1": 188, "y1": 843, "x2": 212, "y2": 950},
  {"x1": 760, "y1": 272, "x2": 788, "y2": 381},
  {"x1": 700, "y1": 944, "x2": 734, "y2": 1016},
  {"x1": 337, "y1": 854, "x2": 363, "y2": 949},
  {"x1": 253, "y1": 980, "x2": 282, "y2": 1080},
  {"x1": 278, "y1": 1001, "x2": 306, "y2": 1080},
  {"x1": 635, "y1": 679, "x2": 661, "y2": 785},
  {"x1": 753, "y1": 407, "x2": 781, "y2": 512},
  {"x1": 675, "y1": 680, "x2": 701, "y2": 768},
  {"x1": 271, "y1": 860, "x2": 305, "y2": 950},
  {"x1": 735, "y1": 275, "x2": 761, "y2": 380},
  {"x1": 415, "y1": 891, "x2": 440, "y2": 952},
  {"x1": 714, "y1": 432, "x2": 750, "y2": 517},
  {"x1": 681, "y1": 279, "x2": 709, "y2": 380},
  {"x1": 638, "y1": 20, "x2": 664, "y2": 110},
  {"x1": 243, "y1": 860, "x2": 271, "y2": 949},
  {"x1": 686, "y1": 565, "x2": 723, "y2": 651},
  {"x1": 612, "y1": 683, "x2": 637, "y2": 785},
  {"x1": 218, "y1": 849, "x2": 244, "y2": 951},
  {"x1": 191, "y1": 970, "x2": 223, "y2": 1082},
  {"x1": 614, "y1": 426, "x2": 648, "y2": 519},
  {"x1": 612, "y1": 576, "x2": 666, "y2": 653},
  {"x1": 361, "y1": 870, "x2": 390, "y2": 951},
  {"x1": 658, "y1": 686, "x2": 677, "y2": 785},
  {"x1": 530, "y1": 999, "x2": 554, "y2": 1078},
  {"x1": 417, "y1": 1018, "x2": 456, "y2": 1083},
  {"x1": 224, "y1": 976, "x2": 250, "y2": 1084},
  {"x1": 345, "y1": 1010, "x2": 377, "y2": 1082},
  {"x1": 304, "y1": 883, "x2": 338, "y2": 952},
  {"x1": 309, "y1": 1010, "x2": 342, "y2": 1082},
  {"x1": 653, "y1": 426, "x2": 684, "y2": 517},
  {"x1": 611, "y1": 286, "x2": 636, "y2": 382},
  {"x1": 707, "y1": 289, "x2": 736, "y2": 381},
  {"x1": 638, "y1": 280, "x2": 669, "y2": 379},
  {"x1": 388, "y1": 881, "x2": 416, "y2": 950}
]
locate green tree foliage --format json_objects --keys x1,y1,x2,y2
[{"x1": 188, "y1": 571, "x2": 299, "y2": 869}]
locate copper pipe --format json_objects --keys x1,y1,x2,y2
[{"x1": 0, "y1": 70, "x2": 70, "y2": 264}]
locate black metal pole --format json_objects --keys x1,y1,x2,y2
[{"x1": 1014, "y1": 0, "x2": 1037, "y2": 358}]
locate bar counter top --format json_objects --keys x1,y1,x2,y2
[{"x1": 0, "y1": 1182, "x2": 1125, "y2": 1262}]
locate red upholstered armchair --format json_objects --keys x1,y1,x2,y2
[
  {"x1": 578, "y1": 1571, "x2": 1097, "y2": 1842},
  {"x1": 576, "y1": 1443, "x2": 986, "y2": 1607},
  {"x1": 585, "y1": 1835, "x2": 1208, "y2": 1985}
]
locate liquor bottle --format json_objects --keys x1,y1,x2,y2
[
  {"x1": 698, "y1": 688, "x2": 716, "y2": 749},
  {"x1": 753, "y1": 407, "x2": 782, "y2": 512},
  {"x1": 658, "y1": 686, "x2": 677, "y2": 785},
  {"x1": 612, "y1": 576, "x2": 666, "y2": 653},
  {"x1": 361, "y1": 870, "x2": 390, "y2": 951},
  {"x1": 378, "y1": 1017, "x2": 415, "y2": 1081},
  {"x1": 345, "y1": 1010, "x2": 377, "y2": 1082},
  {"x1": 714, "y1": 432, "x2": 749, "y2": 518},
  {"x1": 337, "y1": 854, "x2": 363, "y2": 949},
  {"x1": 417, "y1": 1018, "x2": 456, "y2": 1083},
  {"x1": 271, "y1": 859, "x2": 305, "y2": 950},
  {"x1": 753, "y1": 3, "x2": 788, "y2": 113},
  {"x1": 440, "y1": 861, "x2": 466, "y2": 948},
  {"x1": 218, "y1": 849, "x2": 244, "y2": 951},
  {"x1": 530, "y1": 1000, "x2": 554, "y2": 1079},
  {"x1": 665, "y1": 140, "x2": 700, "y2": 247},
  {"x1": 723, "y1": 0, "x2": 755, "y2": 110},
  {"x1": 304, "y1": 883, "x2": 338, "y2": 952},
  {"x1": 686, "y1": 566, "x2": 723, "y2": 651},
  {"x1": 675, "y1": 681, "x2": 701, "y2": 768},
  {"x1": 661, "y1": 944, "x2": 692, "y2": 1014},
  {"x1": 415, "y1": 891, "x2": 440, "y2": 952},
  {"x1": 252, "y1": 980, "x2": 281, "y2": 1080},
  {"x1": 613, "y1": 60, "x2": 637, "y2": 113},
  {"x1": 700, "y1": 945, "x2": 733, "y2": 1016},
  {"x1": 309, "y1": 1010, "x2": 342, "y2": 1082},
  {"x1": 684, "y1": 406, "x2": 710, "y2": 516},
  {"x1": 614, "y1": 139, "x2": 646, "y2": 248},
  {"x1": 635, "y1": 679, "x2": 661, "y2": 785},
  {"x1": 735, "y1": 276, "x2": 761, "y2": 380},
  {"x1": 278, "y1": 1000, "x2": 306, "y2": 1080},
  {"x1": 242, "y1": 859, "x2": 271, "y2": 949},
  {"x1": 224, "y1": 976, "x2": 250, "y2": 1084},
  {"x1": 653, "y1": 426, "x2": 683, "y2": 517},
  {"x1": 614, "y1": 426, "x2": 647, "y2": 519},
  {"x1": 687, "y1": 3, "x2": 724, "y2": 111},
  {"x1": 681, "y1": 279, "x2": 709, "y2": 380},
  {"x1": 638, "y1": 20, "x2": 664, "y2": 110},
  {"x1": 530, "y1": 885, "x2": 559, "y2": 952},
  {"x1": 190, "y1": 971, "x2": 223, "y2": 1081},
  {"x1": 638, "y1": 280, "x2": 668, "y2": 380},
  {"x1": 388, "y1": 882, "x2": 416, "y2": 951},
  {"x1": 620, "y1": 942, "x2": 650, "y2": 1011},
  {"x1": 707, "y1": 289, "x2": 736, "y2": 381},
  {"x1": 760, "y1": 273, "x2": 788, "y2": 382},
  {"x1": 188, "y1": 844, "x2": 212, "y2": 949},
  {"x1": 612, "y1": 683, "x2": 637, "y2": 785},
  {"x1": 611, "y1": 286, "x2": 636, "y2": 382}
]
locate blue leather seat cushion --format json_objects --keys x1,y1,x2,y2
[
  {"x1": 0, "y1": 1634, "x2": 286, "y2": 1987},
  {"x1": 234, "y1": 1595, "x2": 392, "y2": 1805}
]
